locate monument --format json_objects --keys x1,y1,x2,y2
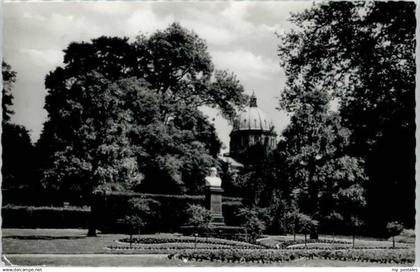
[{"x1": 204, "y1": 167, "x2": 225, "y2": 225}]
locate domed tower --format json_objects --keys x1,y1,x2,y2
[{"x1": 229, "y1": 93, "x2": 277, "y2": 162}]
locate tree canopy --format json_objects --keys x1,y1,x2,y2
[
  {"x1": 2, "y1": 61, "x2": 35, "y2": 190},
  {"x1": 38, "y1": 23, "x2": 247, "y2": 197},
  {"x1": 277, "y1": 1, "x2": 415, "y2": 233}
]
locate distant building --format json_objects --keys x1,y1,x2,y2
[{"x1": 229, "y1": 93, "x2": 277, "y2": 163}]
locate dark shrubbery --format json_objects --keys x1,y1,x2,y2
[
  {"x1": 95, "y1": 192, "x2": 244, "y2": 233},
  {"x1": 2, "y1": 205, "x2": 90, "y2": 228},
  {"x1": 236, "y1": 208, "x2": 266, "y2": 243}
]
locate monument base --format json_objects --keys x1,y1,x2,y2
[{"x1": 206, "y1": 186, "x2": 225, "y2": 226}]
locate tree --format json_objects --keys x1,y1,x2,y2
[
  {"x1": 38, "y1": 24, "x2": 247, "y2": 197},
  {"x1": 2, "y1": 61, "x2": 16, "y2": 123},
  {"x1": 277, "y1": 1, "x2": 415, "y2": 233},
  {"x1": 322, "y1": 212, "x2": 344, "y2": 241},
  {"x1": 118, "y1": 215, "x2": 143, "y2": 248},
  {"x1": 40, "y1": 75, "x2": 153, "y2": 199},
  {"x1": 386, "y1": 221, "x2": 404, "y2": 249},
  {"x1": 237, "y1": 208, "x2": 266, "y2": 243},
  {"x1": 277, "y1": 100, "x2": 366, "y2": 239},
  {"x1": 349, "y1": 215, "x2": 364, "y2": 248},
  {"x1": 134, "y1": 23, "x2": 248, "y2": 121},
  {"x1": 295, "y1": 213, "x2": 318, "y2": 247},
  {"x1": 2, "y1": 62, "x2": 35, "y2": 191}
]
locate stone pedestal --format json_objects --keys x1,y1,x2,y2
[{"x1": 205, "y1": 186, "x2": 225, "y2": 226}]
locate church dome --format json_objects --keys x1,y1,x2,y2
[{"x1": 232, "y1": 94, "x2": 274, "y2": 131}]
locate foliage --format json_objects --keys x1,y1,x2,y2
[
  {"x1": 94, "y1": 193, "x2": 243, "y2": 234},
  {"x1": 38, "y1": 23, "x2": 247, "y2": 196},
  {"x1": 386, "y1": 221, "x2": 404, "y2": 248},
  {"x1": 293, "y1": 213, "x2": 318, "y2": 243},
  {"x1": 386, "y1": 221, "x2": 404, "y2": 237},
  {"x1": 237, "y1": 208, "x2": 266, "y2": 242},
  {"x1": 277, "y1": 1, "x2": 415, "y2": 233},
  {"x1": 2, "y1": 62, "x2": 36, "y2": 191},
  {"x1": 186, "y1": 204, "x2": 212, "y2": 228},
  {"x1": 393, "y1": 229, "x2": 415, "y2": 244},
  {"x1": 2, "y1": 61, "x2": 16, "y2": 122},
  {"x1": 2, "y1": 123, "x2": 36, "y2": 190},
  {"x1": 1, "y1": 205, "x2": 90, "y2": 228},
  {"x1": 321, "y1": 212, "x2": 344, "y2": 234}
]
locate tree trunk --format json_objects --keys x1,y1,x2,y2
[
  {"x1": 130, "y1": 234, "x2": 133, "y2": 249},
  {"x1": 87, "y1": 197, "x2": 97, "y2": 237},
  {"x1": 392, "y1": 236, "x2": 395, "y2": 249},
  {"x1": 304, "y1": 234, "x2": 307, "y2": 247},
  {"x1": 352, "y1": 234, "x2": 355, "y2": 248}
]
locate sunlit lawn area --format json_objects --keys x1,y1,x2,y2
[{"x1": 2, "y1": 228, "x2": 414, "y2": 266}]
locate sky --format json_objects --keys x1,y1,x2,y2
[{"x1": 3, "y1": 1, "x2": 312, "y2": 152}]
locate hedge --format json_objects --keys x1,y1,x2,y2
[
  {"x1": 2, "y1": 192, "x2": 245, "y2": 231},
  {"x1": 2, "y1": 205, "x2": 90, "y2": 228},
  {"x1": 94, "y1": 192, "x2": 244, "y2": 233},
  {"x1": 169, "y1": 248, "x2": 415, "y2": 264}
]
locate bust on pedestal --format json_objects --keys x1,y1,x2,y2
[{"x1": 205, "y1": 167, "x2": 225, "y2": 226}]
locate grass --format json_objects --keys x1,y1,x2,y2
[
  {"x1": 2, "y1": 228, "x2": 415, "y2": 266},
  {"x1": 7, "y1": 255, "x2": 395, "y2": 267}
]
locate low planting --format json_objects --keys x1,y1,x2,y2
[
  {"x1": 287, "y1": 243, "x2": 409, "y2": 250},
  {"x1": 109, "y1": 243, "x2": 234, "y2": 251},
  {"x1": 119, "y1": 236, "x2": 265, "y2": 249},
  {"x1": 169, "y1": 248, "x2": 415, "y2": 265},
  {"x1": 258, "y1": 238, "x2": 351, "y2": 249}
]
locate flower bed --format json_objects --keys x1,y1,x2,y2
[
  {"x1": 169, "y1": 248, "x2": 415, "y2": 265},
  {"x1": 288, "y1": 243, "x2": 409, "y2": 250},
  {"x1": 119, "y1": 236, "x2": 266, "y2": 249},
  {"x1": 259, "y1": 239, "x2": 351, "y2": 249}
]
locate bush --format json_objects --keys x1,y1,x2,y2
[
  {"x1": 1, "y1": 205, "x2": 90, "y2": 228},
  {"x1": 393, "y1": 229, "x2": 415, "y2": 244},
  {"x1": 236, "y1": 208, "x2": 266, "y2": 243},
  {"x1": 186, "y1": 204, "x2": 212, "y2": 228},
  {"x1": 94, "y1": 192, "x2": 244, "y2": 233}
]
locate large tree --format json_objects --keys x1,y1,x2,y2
[
  {"x1": 278, "y1": 1, "x2": 415, "y2": 233},
  {"x1": 2, "y1": 61, "x2": 16, "y2": 123},
  {"x1": 277, "y1": 86, "x2": 366, "y2": 237},
  {"x1": 2, "y1": 62, "x2": 35, "y2": 190},
  {"x1": 38, "y1": 23, "x2": 247, "y2": 197}
]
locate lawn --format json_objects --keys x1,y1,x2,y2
[
  {"x1": 2, "y1": 228, "x2": 415, "y2": 266},
  {"x1": 6, "y1": 255, "x2": 394, "y2": 267}
]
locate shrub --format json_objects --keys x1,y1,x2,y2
[
  {"x1": 236, "y1": 208, "x2": 266, "y2": 243},
  {"x1": 394, "y1": 229, "x2": 415, "y2": 244},
  {"x1": 186, "y1": 204, "x2": 212, "y2": 229},
  {"x1": 295, "y1": 213, "x2": 318, "y2": 245},
  {"x1": 94, "y1": 192, "x2": 244, "y2": 233}
]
